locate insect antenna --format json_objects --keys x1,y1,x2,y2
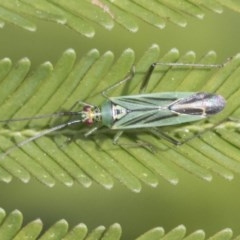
[
  {"x1": 0, "y1": 111, "x2": 88, "y2": 160},
  {"x1": 0, "y1": 111, "x2": 86, "y2": 123}
]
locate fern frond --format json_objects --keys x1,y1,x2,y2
[
  {"x1": 0, "y1": 208, "x2": 236, "y2": 240},
  {"x1": 0, "y1": 0, "x2": 239, "y2": 36},
  {"x1": 0, "y1": 45, "x2": 240, "y2": 191}
]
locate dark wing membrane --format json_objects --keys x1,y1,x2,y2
[{"x1": 109, "y1": 92, "x2": 205, "y2": 129}]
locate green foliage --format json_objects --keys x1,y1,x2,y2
[
  {"x1": 0, "y1": 0, "x2": 240, "y2": 37},
  {"x1": 0, "y1": 208, "x2": 237, "y2": 239},
  {"x1": 1, "y1": 1, "x2": 240, "y2": 239},
  {"x1": 0, "y1": 45, "x2": 240, "y2": 191}
]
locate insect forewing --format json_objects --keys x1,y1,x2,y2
[{"x1": 106, "y1": 92, "x2": 225, "y2": 129}]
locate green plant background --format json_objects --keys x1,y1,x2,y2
[{"x1": 1, "y1": 6, "x2": 240, "y2": 239}]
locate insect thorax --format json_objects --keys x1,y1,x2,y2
[{"x1": 101, "y1": 100, "x2": 128, "y2": 128}]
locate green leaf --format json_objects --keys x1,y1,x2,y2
[
  {"x1": 208, "y1": 228, "x2": 233, "y2": 240},
  {"x1": 0, "y1": 208, "x2": 237, "y2": 240},
  {"x1": 101, "y1": 223, "x2": 122, "y2": 240},
  {"x1": 136, "y1": 227, "x2": 165, "y2": 240},
  {"x1": 0, "y1": 0, "x2": 239, "y2": 36},
  {"x1": 62, "y1": 223, "x2": 88, "y2": 240},
  {"x1": 0, "y1": 45, "x2": 240, "y2": 191},
  {"x1": 39, "y1": 220, "x2": 68, "y2": 240},
  {"x1": 0, "y1": 209, "x2": 22, "y2": 240},
  {"x1": 13, "y1": 219, "x2": 42, "y2": 240}
]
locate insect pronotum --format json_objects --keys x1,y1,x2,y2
[{"x1": 0, "y1": 60, "x2": 227, "y2": 157}]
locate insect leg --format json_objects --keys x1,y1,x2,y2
[
  {"x1": 149, "y1": 119, "x2": 226, "y2": 146},
  {"x1": 111, "y1": 130, "x2": 156, "y2": 152},
  {"x1": 148, "y1": 128, "x2": 182, "y2": 145},
  {"x1": 84, "y1": 126, "x2": 99, "y2": 137},
  {"x1": 140, "y1": 61, "x2": 224, "y2": 94},
  {"x1": 175, "y1": 119, "x2": 227, "y2": 145},
  {"x1": 102, "y1": 66, "x2": 135, "y2": 98},
  {"x1": 113, "y1": 130, "x2": 123, "y2": 144}
]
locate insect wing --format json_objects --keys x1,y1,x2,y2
[{"x1": 109, "y1": 92, "x2": 205, "y2": 129}]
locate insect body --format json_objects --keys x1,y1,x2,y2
[
  {"x1": 0, "y1": 61, "x2": 227, "y2": 156},
  {"x1": 99, "y1": 92, "x2": 225, "y2": 129}
]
